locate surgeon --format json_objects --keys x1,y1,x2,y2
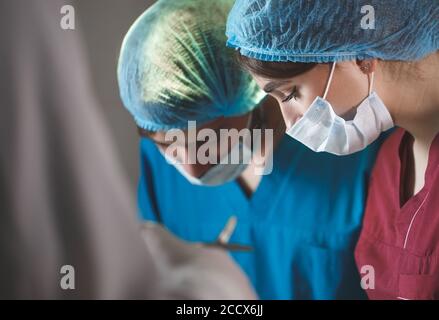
[
  {"x1": 226, "y1": 0, "x2": 439, "y2": 299},
  {"x1": 118, "y1": 0, "x2": 386, "y2": 299}
]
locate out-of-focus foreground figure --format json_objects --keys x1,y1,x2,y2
[{"x1": 0, "y1": 0, "x2": 256, "y2": 299}]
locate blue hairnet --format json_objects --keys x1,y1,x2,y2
[
  {"x1": 226, "y1": 0, "x2": 439, "y2": 63},
  {"x1": 117, "y1": 0, "x2": 265, "y2": 131}
]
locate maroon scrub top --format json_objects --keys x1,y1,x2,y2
[{"x1": 355, "y1": 128, "x2": 439, "y2": 300}]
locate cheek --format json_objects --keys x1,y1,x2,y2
[
  {"x1": 299, "y1": 85, "x2": 322, "y2": 111},
  {"x1": 278, "y1": 102, "x2": 303, "y2": 129},
  {"x1": 278, "y1": 88, "x2": 320, "y2": 128},
  {"x1": 325, "y1": 73, "x2": 369, "y2": 117}
]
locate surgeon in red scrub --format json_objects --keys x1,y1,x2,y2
[
  {"x1": 244, "y1": 53, "x2": 439, "y2": 300},
  {"x1": 226, "y1": 0, "x2": 439, "y2": 299},
  {"x1": 226, "y1": 0, "x2": 439, "y2": 300}
]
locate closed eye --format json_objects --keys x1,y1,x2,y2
[{"x1": 281, "y1": 86, "x2": 299, "y2": 103}]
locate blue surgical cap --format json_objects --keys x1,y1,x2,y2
[
  {"x1": 226, "y1": 0, "x2": 439, "y2": 63},
  {"x1": 117, "y1": 0, "x2": 265, "y2": 131}
]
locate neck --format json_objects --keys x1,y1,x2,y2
[
  {"x1": 379, "y1": 56, "x2": 439, "y2": 148},
  {"x1": 398, "y1": 92, "x2": 439, "y2": 148}
]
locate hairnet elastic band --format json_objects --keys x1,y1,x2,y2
[{"x1": 229, "y1": 43, "x2": 376, "y2": 63}]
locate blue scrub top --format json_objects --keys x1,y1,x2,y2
[{"x1": 138, "y1": 135, "x2": 383, "y2": 299}]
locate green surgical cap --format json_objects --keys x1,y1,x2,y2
[{"x1": 117, "y1": 0, "x2": 266, "y2": 131}]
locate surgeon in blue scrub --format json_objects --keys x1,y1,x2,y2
[{"x1": 117, "y1": 0, "x2": 384, "y2": 299}]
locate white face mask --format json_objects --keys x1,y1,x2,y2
[
  {"x1": 160, "y1": 113, "x2": 254, "y2": 186},
  {"x1": 286, "y1": 62, "x2": 394, "y2": 155}
]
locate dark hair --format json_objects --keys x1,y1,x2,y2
[{"x1": 236, "y1": 52, "x2": 317, "y2": 80}]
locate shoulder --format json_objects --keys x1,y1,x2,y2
[
  {"x1": 139, "y1": 138, "x2": 169, "y2": 177},
  {"x1": 140, "y1": 137, "x2": 163, "y2": 165}
]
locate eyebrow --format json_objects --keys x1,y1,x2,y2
[{"x1": 263, "y1": 80, "x2": 290, "y2": 93}]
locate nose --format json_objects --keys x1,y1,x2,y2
[{"x1": 278, "y1": 102, "x2": 303, "y2": 129}]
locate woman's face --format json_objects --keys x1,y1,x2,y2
[
  {"x1": 141, "y1": 113, "x2": 250, "y2": 178},
  {"x1": 249, "y1": 61, "x2": 371, "y2": 129}
]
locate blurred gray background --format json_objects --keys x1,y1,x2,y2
[{"x1": 76, "y1": 0, "x2": 155, "y2": 191}]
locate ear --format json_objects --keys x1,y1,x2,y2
[{"x1": 356, "y1": 59, "x2": 378, "y2": 75}]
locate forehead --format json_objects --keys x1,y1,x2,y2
[{"x1": 250, "y1": 63, "x2": 332, "y2": 92}]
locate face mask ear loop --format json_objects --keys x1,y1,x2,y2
[
  {"x1": 368, "y1": 72, "x2": 375, "y2": 95},
  {"x1": 323, "y1": 61, "x2": 337, "y2": 100}
]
